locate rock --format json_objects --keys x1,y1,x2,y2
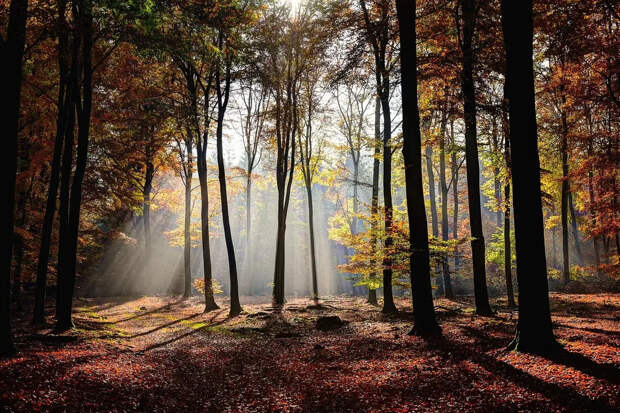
[{"x1": 316, "y1": 316, "x2": 345, "y2": 331}]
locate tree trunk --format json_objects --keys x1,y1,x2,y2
[
  {"x1": 568, "y1": 191, "x2": 584, "y2": 265},
  {"x1": 451, "y1": 121, "x2": 460, "y2": 276},
  {"x1": 216, "y1": 113, "x2": 241, "y2": 316},
  {"x1": 502, "y1": 0, "x2": 558, "y2": 354},
  {"x1": 197, "y1": 158, "x2": 218, "y2": 311},
  {"x1": 246, "y1": 169, "x2": 254, "y2": 295},
  {"x1": 426, "y1": 145, "x2": 439, "y2": 239},
  {"x1": 381, "y1": 75, "x2": 397, "y2": 314},
  {"x1": 439, "y1": 106, "x2": 453, "y2": 298},
  {"x1": 183, "y1": 165, "x2": 192, "y2": 298},
  {"x1": 561, "y1": 115, "x2": 570, "y2": 285},
  {"x1": 396, "y1": 0, "x2": 440, "y2": 335},
  {"x1": 216, "y1": 52, "x2": 241, "y2": 316},
  {"x1": 368, "y1": 97, "x2": 381, "y2": 306},
  {"x1": 2, "y1": 0, "x2": 28, "y2": 356},
  {"x1": 142, "y1": 153, "x2": 153, "y2": 294},
  {"x1": 56, "y1": 2, "x2": 93, "y2": 331},
  {"x1": 306, "y1": 182, "x2": 319, "y2": 302},
  {"x1": 34, "y1": 29, "x2": 69, "y2": 323},
  {"x1": 55, "y1": 37, "x2": 78, "y2": 322},
  {"x1": 459, "y1": 0, "x2": 492, "y2": 315},
  {"x1": 502, "y1": 89, "x2": 516, "y2": 308}
]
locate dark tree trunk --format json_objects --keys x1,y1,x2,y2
[
  {"x1": 381, "y1": 76, "x2": 397, "y2": 314},
  {"x1": 368, "y1": 97, "x2": 381, "y2": 306},
  {"x1": 1, "y1": 0, "x2": 28, "y2": 356},
  {"x1": 34, "y1": 16, "x2": 70, "y2": 323},
  {"x1": 426, "y1": 144, "x2": 439, "y2": 239},
  {"x1": 396, "y1": 0, "x2": 440, "y2": 335},
  {"x1": 305, "y1": 183, "x2": 319, "y2": 302},
  {"x1": 502, "y1": 90, "x2": 516, "y2": 308},
  {"x1": 568, "y1": 191, "x2": 584, "y2": 265},
  {"x1": 197, "y1": 161, "x2": 219, "y2": 311},
  {"x1": 560, "y1": 116, "x2": 570, "y2": 285},
  {"x1": 56, "y1": 1, "x2": 93, "y2": 331},
  {"x1": 142, "y1": 151, "x2": 153, "y2": 293},
  {"x1": 458, "y1": 0, "x2": 492, "y2": 315},
  {"x1": 502, "y1": 0, "x2": 558, "y2": 354},
  {"x1": 438, "y1": 106, "x2": 453, "y2": 298},
  {"x1": 216, "y1": 51, "x2": 241, "y2": 317},
  {"x1": 55, "y1": 23, "x2": 79, "y2": 322},
  {"x1": 183, "y1": 150, "x2": 192, "y2": 298},
  {"x1": 451, "y1": 121, "x2": 460, "y2": 276}
]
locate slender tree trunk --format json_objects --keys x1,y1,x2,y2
[
  {"x1": 502, "y1": 0, "x2": 558, "y2": 354},
  {"x1": 56, "y1": 2, "x2": 93, "y2": 331},
  {"x1": 368, "y1": 97, "x2": 381, "y2": 306},
  {"x1": 55, "y1": 42, "x2": 78, "y2": 322},
  {"x1": 197, "y1": 160, "x2": 218, "y2": 311},
  {"x1": 502, "y1": 89, "x2": 515, "y2": 307},
  {"x1": 183, "y1": 170, "x2": 192, "y2": 298},
  {"x1": 459, "y1": 0, "x2": 492, "y2": 315},
  {"x1": 568, "y1": 191, "x2": 584, "y2": 265},
  {"x1": 2, "y1": 0, "x2": 28, "y2": 356},
  {"x1": 426, "y1": 145, "x2": 439, "y2": 239},
  {"x1": 246, "y1": 168, "x2": 254, "y2": 295},
  {"x1": 561, "y1": 115, "x2": 570, "y2": 285},
  {"x1": 381, "y1": 76, "x2": 397, "y2": 314},
  {"x1": 216, "y1": 52, "x2": 241, "y2": 316},
  {"x1": 217, "y1": 115, "x2": 241, "y2": 316},
  {"x1": 305, "y1": 182, "x2": 319, "y2": 302},
  {"x1": 142, "y1": 153, "x2": 153, "y2": 294},
  {"x1": 396, "y1": 0, "x2": 440, "y2": 335},
  {"x1": 451, "y1": 121, "x2": 460, "y2": 276},
  {"x1": 587, "y1": 156, "x2": 603, "y2": 278},
  {"x1": 34, "y1": 40, "x2": 69, "y2": 324},
  {"x1": 503, "y1": 182, "x2": 515, "y2": 307},
  {"x1": 439, "y1": 107, "x2": 453, "y2": 298}
]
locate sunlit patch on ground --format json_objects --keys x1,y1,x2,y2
[{"x1": 1, "y1": 294, "x2": 618, "y2": 412}]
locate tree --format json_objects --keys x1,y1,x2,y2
[
  {"x1": 359, "y1": 0, "x2": 399, "y2": 313},
  {"x1": 1, "y1": 0, "x2": 28, "y2": 355},
  {"x1": 299, "y1": 69, "x2": 328, "y2": 303},
  {"x1": 456, "y1": 0, "x2": 492, "y2": 316},
  {"x1": 55, "y1": 0, "x2": 94, "y2": 331},
  {"x1": 214, "y1": 31, "x2": 241, "y2": 316},
  {"x1": 502, "y1": 0, "x2": 558, "y2": 354},
  {"x1": 395, "y1": 0, "x2": 440, "y2": 336},
  {"x1": 238, "y1": 78, "x2": 268, "y2": 295}
]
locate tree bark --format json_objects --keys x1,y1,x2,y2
[
  {"x1": 396, "y1": 0, "x2": 440, "y2": 335},
  {"x1": 450, "y1": 121, "x2": 460, "y2": 276},
  {"x1": 216, "y1": 48, "x2": 241, "y2": 316},
  {"x1": 438, "y1": 105, "x2": 453, "y2": 298},
  {"x1": 560, "y1": 109, "x2": 570, "y2": 285},
  {"x1": 381, "y1": 80, "x2": 397, "y2": 314},
  {"x1": 56, "y1": 1, "x2": 93, "y2": 331},
  {"x1": 502, "y1": 0, "x2": 558, "y2": 354},
  {"x1": 426, "y1": 144, "x2": 439, "y2": 239},
  {"x1": 458, "y1": 0, "x2": 492, "y2": 315},
  {"x1": 306, "y1": 183, "x2": 319, "y2": 302},
  {"x1": 368, "y1": 96, "x2": 381, "y2": 306},
  {"x1": 502, "y1": 90, "x2": 516, "y2": 307},
  {"x1": 34, "y1": 11, "x2": 69, "y2": 323},
  {"x1": 2, "y1": 0, "x2": 28, "y2": 356}
]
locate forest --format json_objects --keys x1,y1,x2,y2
[{"x1": 1, "y1": 0, "x2": 619, "y2": 411}]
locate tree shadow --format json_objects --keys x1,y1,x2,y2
[
  {"x1": 427, "y1": 336, "x2": 616, "y2": 412},
  {"x1": 142, "y1": 310, "x2": 228, "y2": 352},
  {"x1": 128, "y1": 312, "x2": 203, "y2": 339}
]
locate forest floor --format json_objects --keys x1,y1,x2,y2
[{"x1": 1, "y1": 293, "x2": 619, "y2": 412}]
